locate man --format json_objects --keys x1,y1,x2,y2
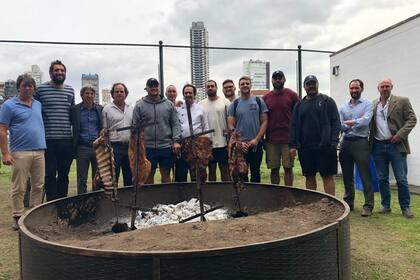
[
  {"x1": 228, "y1": 76, "x2": 268, "y2": 182},
  {"x1": 339, "y1": 79, "x2": 374, "y2": 216},
  {"x1": 176, "y1": 84, "x2": 209, "y2": 181},
  {"x1": 133, "y1": 78, "x2": 181, "y2": 183},
  {"x1": 222, "y1": 79, "x2": 236, "y2": 102},
  {"x1": 289, "y1": 75, "x2": 340, "y2": 195},
  {"x1": 70, "y1": 86, "x2": 103, "y2": 194},
  {"x1": 370, "y1": 78, "x2": 417, "y2": 218},
  {"x1": 102, "y1": 83, "x2": 133, "y2": 186},
  {"x1": 165, "y1": 84, "x2": 183, "y2": 107},
  {"x1": 199, "y1": 80, "x2": 231, "y2": 181},
  {"x1": 34, "y1": 60, "x2": 74, "y2": 201},
  {"x1": 262, "y1": 71, "x2": 299, "y2": 185},
  {"x1": 0, "y1": 74, "x2": 46, "y2": 230}
]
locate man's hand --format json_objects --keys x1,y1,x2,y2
[
  {"x1": 241, "y1": 142, "x2": 249, "y2": 153},
  {"x1": 390, "y1": 134, "x2": 401, "y2": 143},
  {"x1": 289, "y1": 148, "x2": 297, "y2": 159},
  {"x1": 344, "y1": 120, "x2": 355, "y2": 126},
  {"x1": 172, "y1": 142, "x2": 181, "y2": 154},
  {"x1": 248, "y1": 138, "x2": 258, "y2": 148},
  {"x1": 2, "y1": 153, "x2": 15, "y2": 165}
]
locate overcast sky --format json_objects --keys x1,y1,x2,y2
[{"x1": 1, "y1": 0, "x2": 419, "y2": 104}]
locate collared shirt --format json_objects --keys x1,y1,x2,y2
[
  {"x1": 0, "y1": 96, "x2": 46, "y2": 151},
  {"x1": 339, "y1": 97, "x2": 373, "y2": 138},
  {"x1": 375, "y1": 95, "x2": 393, "y2": 140},
  {"x1": 102, "y1": 102, "x2": 133, "y2": 143},
  {"x1": 79, "y1": 105, "x2": 100, "y2": 142},
  {"x1": 198, "y1": 96, "x2": 231, "y2": 148},
  {"x1": 177, "y1": 103, "x2": 209, "y2": 139}
]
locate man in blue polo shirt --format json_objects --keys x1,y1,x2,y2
[{"x1": 0, "y1": 74, "x2": 46, "y2": 230}]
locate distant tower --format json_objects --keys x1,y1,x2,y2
[
  {"x1": 243, "y1": 59, "x2": 270, "y2": 90},
  {"x1": 81, "y1": 74, "x2": 100, "y2": 104},
  {"x1": 26, "y1": 65, "x2": 43, "y2": 86},
  {"x1": 4, "y1": 80, "x2": 17, "y2": 98},
  {"x1": 190, "y1": 21, "x2": 209, "y2": 101},
  {"x1": 102, "y1": 88, "x2": 111, "y2": 106},
  {"x1": 0, "y1": 81, "x2": 5, "y2": 105}
]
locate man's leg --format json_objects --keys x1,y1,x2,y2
[
  {"x1": 322, "y1": 176, "x2": 335, "y2": 195},
  {"x1": 284, "y1": 168, "x2": 294, "y2": 186},
  {"x1": 281, "y1": 144, "x2": 294, "y2": 186},
  {"x1": 372, "y1": 143, "x2": 391, "y2": 209},
  {"x1": 208, "y1": 162, "x2": 217, "y2": 181},
  {"x1": 120, "y1": 145, "x2": 133, "y2": 186},
  {"x1": 76, "y1": 146, "x2": 90, "y2": 194},
  {"x1": 219, "y1": 163, "x2": 230, "y2": 181},
  {"x1": 305, "y1": 176, "x2": 317, "y2": 190},
  {"x1": 56, "y1": 139, "x2": 73, "y2": 198},
  {"x1": 10, "y1": 152, "x2": 31, "y2": 219},
  {"x1": 90, "y1": 148, "x2": 100, "y2": 191},
  {"x1": 160, "y1": 168, "x2": 171, "y2": 183},
  {"x1": 352, "y1": 140, "x2": 374, "y2": 210},
  {"x1": 298, "y1": 148, "x2": 318, "y2": 190},
  {"x1": 339, "y1": 142, "x2": 356, "y2": 208},
  {"x1": 388, "y1": 144, "x2": 411, "y2": 211},
  {"x1": 112, "y1": 143, "x2": 124, "y2": 186},
  {"x1": 29, "y1": 151, "x2": 45, "y2": 208},
  {"x1": 174, "y1": 157, "x2": 188, "y2": 182},
  {"x1": 248, "y1": 144, "x2": 263, "y2": 183},
  {"x1": 270, "y1": 168, "x2": 280, "y2": 185},
  {"x1": 44, "y1": 140, "x2": 58, "y2": 201}
]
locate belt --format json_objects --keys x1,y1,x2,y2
[
  {"x1": 343, "y1": 136, "x2": 367, "y2": 141},
  {"x1": 374, "y1": 139, "x2": 392, "y2": 144}
]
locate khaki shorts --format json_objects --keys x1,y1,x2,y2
[{"x1": 265, "y1": 142, "x2": 294, "y2": 169}]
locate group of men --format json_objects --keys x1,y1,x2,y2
[{"x1": 0, "y1": 60, "x2": 417, "y2": 231}]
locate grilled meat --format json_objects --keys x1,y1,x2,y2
[
  {"x1": 128, "y1": 128, "x2": 151, "y2": 186},
  {"x1": 182, "y1": 136, "x2": 213, "y2": 184},
  {"x1": 228, "y1": 130, "x2": 248, "y2": 191}
]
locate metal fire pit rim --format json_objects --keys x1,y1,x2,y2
[{"x1": 19, "y1": 182, "x2": 349, "y2": 259}]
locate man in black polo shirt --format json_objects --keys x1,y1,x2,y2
[
  {"x1": 289, "y1": 75, "x2": 340, "y2": 195},
  {"x1": 71, "y1": 86, "x2": 103, "y2": 194}
]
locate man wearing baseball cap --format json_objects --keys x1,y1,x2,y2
[
  {"x1": 289, "y1": 75, "x2": 341, "y2": 195},
  {"x1": 132, "y1": 78, "x2": 181, "y2": 183},
  {"x1": 263, "y1": 71, "x2": 299, "y2": 185}
]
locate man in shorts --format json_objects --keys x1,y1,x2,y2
[
  {"x1": 289, "y1": 75, "x2": 340, "y2": 195},
  {"x1": 263, "y1": 71, "x2": 299, "y2": 185}
]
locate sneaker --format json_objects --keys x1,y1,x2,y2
[
  {"x1": 402, "y1": 208, "x2": 414, "y2": 219},
  {"x1": 361, "y1": 207, "x2": 372, "y2": 217},
  {"x1": 11, "y1": 217, "x2": 20, "y2": 231},
  {"x1": 378, "y1": 207, "x2": 391, "y2": 214}
]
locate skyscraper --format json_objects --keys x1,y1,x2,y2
[
  {"x1": 4, "y1": 80, "x2": 17, "y2": 98},
  {"x1": 190, "y1": 21, "x2": 209, "y2": 101},
  {"x1": 26, "y1": 65, "x2": 42, "y2": 86},
  {"x1": 81, "y1": 73, "x2": 99, "y2": 104},
  {"x1": 243, "y1": 59, "x2": 270, "y2": 90},
  {"x1": 102, "y1": 88, "x2": 111, "y2": 106}
]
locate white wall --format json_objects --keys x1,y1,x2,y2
[{"x1": 330, "y1": 15, "x2": 420, "y2": 186}]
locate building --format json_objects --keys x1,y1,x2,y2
[
  {"x1": 251, "y1": 89, "x2": 269, "y2": 97},
  {"x1": 102, "y1": 88, "x2": 111, "y2": 106},
  {"x1": 243, "y1": 59, "x2": 270, "y2": 90},
  {"x1": 26, "y1": 65, "x2": 42, "y2": 86},
  {"x1": 0, "y1": 82, "x2": 5, "y2": 106},
  {"x1": 4, "y1": 80, "x2": 17, "y2": 98},
  {"x1": 81, "y1": 73, "x2": 99, "y2": 104},
  {"x1": 330, "y1": 13, "x2": 420, "y2": 185},
  {"x1": 190, "y1": 21, "x2": 209, "y2": 101}
]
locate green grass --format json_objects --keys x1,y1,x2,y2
[{"x1": 0, "y1": 161, "x2": 419, "y2": 279}]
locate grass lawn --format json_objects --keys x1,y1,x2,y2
[{"x1": 0, "y1": 161, "x2": 419, "y2": 280}]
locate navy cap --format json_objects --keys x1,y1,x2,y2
[
  {"x1": 146, "y1": 78, "x2": 159, "y2": 87},
  {"x1": 272, "y1": 70, "x2": 285, "y2": 79},
  {"x1": 303, "y1": 75, "x2": 318, "y2": 85}
]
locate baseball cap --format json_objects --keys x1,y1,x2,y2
[
  {"x1": 146, "y1": 78, "x2": 159, "y2": 87},
  {"x1": 272, "y1": 70, "x2": 285, "y2": 79},
  {"x1": 303, "y1": 75, "x2": 318, "y2": 85}
]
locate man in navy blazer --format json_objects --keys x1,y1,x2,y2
[{"x1": 70, "y1": 86, "x2": 103, "y2": 194}]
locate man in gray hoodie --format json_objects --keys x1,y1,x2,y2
[{"x1": 132, "y1": 78, "x2": 181, "y2": 183}]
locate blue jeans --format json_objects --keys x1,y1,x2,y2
[
  {"x1": 372, "y1": 141, "x2": 410, "y2": 210},
  {"x1": 111, "y1": 142, "x2": 132, "y2": 187}
]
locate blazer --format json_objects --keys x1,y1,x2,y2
[
  {"x1": 70, "y1": 103, "x2": 103, "y2": 153},
  {"x1": 370, "y1": 95, "x2": 417, "y2": 154}
]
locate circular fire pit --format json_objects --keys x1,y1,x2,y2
[{"x1": 19, "y1": 182, "x2": 350, "y2": 280}]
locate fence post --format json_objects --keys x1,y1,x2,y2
[
  {"x1": 297, "y1": 45, "x2": 302, "y2": 99},
  {"x1": 159, "y1": 40, "x2": 164, "y2": 98}
]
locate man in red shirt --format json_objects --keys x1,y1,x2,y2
[{"x1": 263, "y1": 71, "x2": 299, "y2": 185}]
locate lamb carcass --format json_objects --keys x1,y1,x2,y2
[
  {"x1": 181, "y1": 136, "x2": 213, "y2": 184},
  {"x1": 128, "y1": 128, "x2": 151, "y2": 186}
]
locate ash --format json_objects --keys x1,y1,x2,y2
[{"x1": 134, "y1": 199, "x2": 230, "y2": 229}]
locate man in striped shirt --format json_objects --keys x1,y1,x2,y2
[{"x1": 34, "y1": 60, "x2": 75, "y2": 201}]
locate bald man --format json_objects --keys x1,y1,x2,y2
[
  {"x1": 370, "y1": 78, "x2": 417, "y2": 218},
  {"x1": 165, "y1": 85, "x2": 182, "y2": 107}
]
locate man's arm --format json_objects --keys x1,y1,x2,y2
[
  {"x1": 344, "y1": 101, "x2": 373, "y2": 129},
  {"x1": 170, "y1": 105, "x2": 181, "y2": 153},
  {"x1": 328, "y1": 98, "x2": 341, "y2": 147},
  {"x1": 396, "y1": 98, "x2": 417, "y2": 140},
  {"x1": 248, "y1": 113, "x2": 268, "y2": 147},
  {"x1": 0, "y1": 124, "x2": 14, "y2": 165}
]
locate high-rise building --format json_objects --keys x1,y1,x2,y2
[
  {"x1": 0, "y1": 81, "x2": 5, "y2": 105},
  {"x1": 102, "y1": 88, "x2": 111, "y2": 106},
  {"x1": 190, "y1": 21, "x2": 209, "y2": 101},
  {"x1": 4, "y1": 80, "x2": 17, "y2": 98},
  {"x1": 243, "y1": 59, "x2": 270, "y2": 90},
  {"x1": 26, "y1": 65, "x2": 43, "y2": 86},
  {"x1": 81, "y1": 73, "x2": 99, "y2": 104}
]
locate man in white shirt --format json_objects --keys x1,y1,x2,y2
[
  {"x1": 199, "y1": 80, "x2": 231, "y2": 181},
  {"x1": 102, "y1": 83, "x2": 133, "y2": 186},
  {"x1": 175, "y1": 84, "x2": 209, "y2": 182}
]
